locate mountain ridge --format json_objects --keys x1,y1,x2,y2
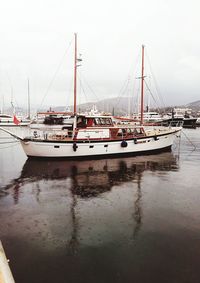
[
  {"x1": 3, "y1": 98, "x2": 200, "y2": 116},
  {"x1": 51, "y1": 98, "x2": 200, "y2": 115}
]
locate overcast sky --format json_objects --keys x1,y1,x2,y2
[{"x1": 0, "y1": 0, "x2": 200, "y2": 111}]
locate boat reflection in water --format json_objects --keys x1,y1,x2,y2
[
  {"x1": 4, "y1": 152, "x2": 179, "y2": 254},
  {"x1": 7, "y1": 151, "x2": 179, "y2": 200}
]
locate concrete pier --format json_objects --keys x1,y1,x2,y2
[{"x1": 0, "y1": 241, "x2": 15, "y2": 283}]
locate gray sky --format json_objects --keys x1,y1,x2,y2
[{"x1": 0, "y1": 0, "x2": 200, "y2": 110}]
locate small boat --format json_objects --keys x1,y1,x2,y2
[
  {"x1": 163, "y1": 108, "x2": 197, "y2": 128},
  {"x1": 183, "y1": 113, "x2": 197, "y2": 128},
  {"x1": 30, "y1": 110, "x2": 74, "y2": 130},
  {"x1": 0, "y1": 113, "x2": 30, "y2": 127},
  {"x1": 133, "y1": 111, "x2": 164, "y2": 126},
  {"x1": 0, "y1": 37, "x2": 182, "y2": 158},
  {"x1": 196, "y1": 117, "x2": 200, "y2": 127},
  {"x1": 0, "y1": 79, "x2": 31, "y2": 127}
]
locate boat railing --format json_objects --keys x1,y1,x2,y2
[
  {"x1": 168, "y1": 121, "x2": 184, "y2": 128},
  {"x1": 160, "y1": 120, "x2": 184, "y2": 128},
  {"x1": 28, "y1": 128, "x2": 73, "y2": 140},
  {"x1": 28, "y1": 125, "x2": 148, "y2": 141}
]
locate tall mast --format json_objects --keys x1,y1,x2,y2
[
  {"x1": 27, "y1": 78, "x2": 30, "y2": 119},
  {"x1": 11, "y1": 86, "x2": 15, "y2": 114},
  {"x1": 74, "y1": 33, "x2": 77, "y2": 115},
  {"x1": 1, "y1": 94, "x2": 4, "y2": 114},
  {"x1": 140, "y1": 45, "x2": 145, "y2": 125}
]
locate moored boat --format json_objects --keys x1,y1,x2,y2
[
  {"x1": 19, "y1": 114, "x2": 181, "y2": 158},
  {"x1": 163, "y1": 108, "x2": 197, "y2": 128},
  {"x1": 30, "y1": 110, "x2": 74, "y2": 130},
  {"x1": 0, "y1": 113, "x2": 30, "y2": 127},
  {"x1": 0, "y1": 36, "x2": 182, "y2": 159},
  {"x1": 183, "y1": 114, "x2": 197, "y2": 128},
  {"x1": 196, "y1": 117, "x2": 200, "y2": 127}
]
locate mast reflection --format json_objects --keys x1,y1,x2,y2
[{"x1": 3, "y1": 152, "x2": 179, "y2": 250}]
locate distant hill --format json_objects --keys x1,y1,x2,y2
[
  {"x1": 52, "y1": 97, "x2": 200, "y2": 115},
  {"x1": 78, "y1": 97, "x2": 134, "y2": 115},
  {"x1": 52, "y1": 97, "x2": 134, "y2": 116},
  {"x1": 186, "y1": 100, "x2": 200, "y2": 110},
  {"x1": 3, "y1": 97, "x2": 200, "y2": 116}
]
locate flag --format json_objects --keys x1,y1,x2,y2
[{"x1": 13, "y1": 115, "x2": 20, "y2": 125}]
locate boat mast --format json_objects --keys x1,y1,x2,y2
[
  {"x1": 74, "y1": 33, "x2": 77, "y2": 115},
  {"x1": 140, "y1": 45, "x2": 145, "y2": 125},
  {"x1": 10, "y1": 86, "x2": 15, "y2": 115},
  {"x1": 27, "y1": 78, "x2": 30, "y2": 119},
  {"x1": 1, "y1": 94, "x2": 4, "y2": 114}
]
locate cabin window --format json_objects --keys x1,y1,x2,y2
[
  {"x1": 89, "y1": 145, "x2": 94, "y2": 148},
  {"x1": 105, "y1": 118, "x2": 112, "y2": 125},
  {"x1": 54, "y1": 145, "x2": 60, "y2": 148},
  {"x1": 77, "y1": 117, "x2": 87, "y2": 127},
  {"x1": 100, "y1": 118, "x2": 106, "y2": 125},
  {"x1": 95, "y1": 118, "x2": 101, "y2": 125},
  {"x1": 94, "y1": 117, "x2": 112, "y2": 125},
  {"x1": 87, "y1": 118, "x2": 93, "y2": 127}
]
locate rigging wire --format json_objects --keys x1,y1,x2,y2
[
  {"x1": 113, "y1": 76, "x2": 130, "y2": 108},
  {"x1": 133, "y1": 86, "x2": 140, "y2": 113},
  {"x1": 77, "y1": 73, "x2": 90, "y2": 106},
  {"x1": 144, "y1": 80, "x2": 158, "y2": 105},
  {"x1": 77, "y1": 71, "x2": 100, "y2": 103},
  {"x1": 145, "y1": 49, "x2": 166, "y2": 108},
  {"x1": 181, "y1": 130, "x2": 197, "y2": 150},
  {"x1": 38, "y1": 37, "x2": 74, "y2": 110},
  {"x1": 113, "y1": 48, "x2": 141, "y2": 112},
  {"x1": 66, "y1": 76, "x2": 74, "y2": 109}
]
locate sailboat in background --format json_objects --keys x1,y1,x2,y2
[
  {"x1": 0, "y1": 80, "x2": 31, "y2": 127},
  {"x1": 0, "y1": 37, "x2": 182, "y2": 158}
]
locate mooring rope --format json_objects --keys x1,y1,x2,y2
[{"x1": 182, "y1": 130, "x2": 197, "y2": 150}]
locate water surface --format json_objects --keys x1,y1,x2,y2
[{"x1": 0, "y1": 128, "x2": 200, "y2": 283}]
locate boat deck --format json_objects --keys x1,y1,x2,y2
[{"x1": 26, "y1": 126, "x2": 178, "y2": 142}]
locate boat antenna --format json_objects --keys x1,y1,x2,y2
[{"x1": 140, "y1": 45, "x2": 145, "y2": 125}]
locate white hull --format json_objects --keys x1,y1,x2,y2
[
  {"x1": 0, "y1": 122, "x2": 30, "y2": 127},
  {"x1": 20, "y1": 129, "x2": 181, "y2": 158}
]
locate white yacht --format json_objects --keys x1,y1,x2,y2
[{"x1": 0, "y1": 38, "x2": 182, "y2": 159}]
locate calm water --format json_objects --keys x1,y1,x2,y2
[{"x1": 0, "y1": 128, "x2": 200, "y2": 283}]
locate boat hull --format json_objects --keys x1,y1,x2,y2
[
  {"x1": 20, "y1": 129, "x2": 181, "y2": 159},
  {"x1": 0, "y1": 122, "x2": 30, "y2": 127},
  {"x1": 183, "y1": 118, "x2": 197, "y2": 128}
]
